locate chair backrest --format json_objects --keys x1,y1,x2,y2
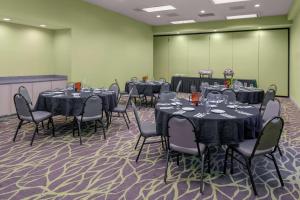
[
  {"x1": 81, "y1": 95, "x2": 103, "y2": 119},
  {"x1": 261, "y1": 89, "x2": 276, "y2": 111},
  {"x1": 109, "y1": 83, "x2": 120, "y2": 99},
  {"x1": 262, "y1": 99, "x2": 281, "y2": 122},
  {"x1": 18, "y1": 86, "x2": 32, "y2": 105},
  {"x1": 128, "y1": 83, "x2": 139, "y2": 96},
  {"x1": 131, "y1": 77, "x2": 138, "y2": 81},
  {"x1": 159, "y1": 78, "x2": 166, "y2": 83},
  {"x1": 160, "y1": 83, "x2": 170, "y2": 93},
  {"x1": 252, "y1": 117, "x2": 284, "y2": 157},
  {"x1": 159, "y1": 92, "x2": 176, "y2": 101},
  {"x1": 122, "y1": 88, "x2": 133, "y2": 110},
  {"x1": 268, "y1": 84, "x2": 278, "y2": 93},
  {"x1": 131, "y1": 101, "x2": 142, "y2": 133},
  {"x1": 14, "y1": 93, "x2": 33, "y2": 121},
  {"x1": 167, "y1": 115, "x2": 201, "y2": 153},
  {"x1": 222, "y1": 89, "x2": 236, "y2": 102},
  {"x1": 176, "y1": 80, "x2": 182, "y2": 93}
]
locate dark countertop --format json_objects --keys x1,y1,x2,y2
[{"x1": 0, "y1": 75, "x2": 68, "y2": 85}]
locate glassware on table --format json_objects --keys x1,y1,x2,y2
[
  {"x1": 244, "y1": 82, "x2": 247, "y2": 88},
  {"x1": 205, "y1": 101, "x2": 211, "y2": 114},
  {"x1": 223, "y1": 95, "x2": 228, "y2": 105},
  {"x1": 191, "y1": 92, "x2": 200, "y2": 106},
  {"x1": 214, "y1": 82, "x2": 219, "y2": 87},
  {"x1": 250, "y1": 84, "x2": 254, "y2": 88}
]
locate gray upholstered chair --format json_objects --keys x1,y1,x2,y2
[
  {"x1": 13, "y1": 93, "x2": 55, "y2": 146},
  {"x1": 175, "y1": 80, "x2": 182, "y2": 93},
  {"x1": 159, "y1": 92, "x2": 176, "y2": 101},
  {"x1": 223, "y1": 117, "x2": 285, "y2": 196},
  {"x1": 132, "y1": 102, "x2": 164, "y2": 162},
  {"x1": 164, "y1": 115, "x2": 210, "y2": 193},
  {"x1": 260, "y1": 89, "x2": 276, "y2": 112},
  {"x1": 18, "y1": 86, "x2": 34, "y2": 110},
  {"x1": 144, "y1": 85, "x2": 156, "y2": 107},
  {"x1": 128, "y1": 82, "x2": 143, "y2": 106},
  {"x1": 160, "y1": 83, "x2": 170, "y2": 93},
  {"x1": 73, "y1": 95, "x2": 105, "y2": 145},
  {"x1": 109, "y1": 82, "x2": 120, "y2": 101},
  {"x1": 222, "y1": 89, "x2": 236, "y2": 103},
  {"x1": 268, "y1": 84, "x2": 278, "y2": 93},
  {"x1": 111, "y1": 88, "x2": 133, "y2": 129},
  {"x1": 262, "y1": 99, "x2": 282, "y2": 156}
]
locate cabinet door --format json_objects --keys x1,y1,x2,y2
[
  {"x1": 32, "y1": 82, "x2": 52, "y2": 106},
  {"x1": 52, "y1": 80, "x2": 67, "y2": 90},
  {"x1": 0, "y1": 85, "x2": 11, "y2": 116},
  {"x1": 10, "y1": 83, "x2": 33, "y2": 114}
]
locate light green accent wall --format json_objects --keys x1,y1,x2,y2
[
  {"x1": 153, "y1": 37, "x2": 169, "y2": 82},
  {"x1": 53, "y1": 29, "x2": 71, "y2": 77},
  {"x1": 290, "y1": 7, "x2": 300, "y2": 106},
  {"x1": 0, "y1": 0, "x2": 153, "y2": 89},
  {"x1": 154, "y1": 29, "x2": 289, "y2": 96},
  {"x1": 153, "y1": 16, "x2": 292, "y2": 35},
  {"x1": 0, "y1": 21, "x2": 55, "y2": 76}
]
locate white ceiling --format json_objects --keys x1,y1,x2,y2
[{"x1": 84, "y1": 0, "x2": 293, "y2": 25}]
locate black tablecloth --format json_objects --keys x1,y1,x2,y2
[
  {"x1": 125, "y1": 81, "x2": 169, "y2": 94},
  {"x1": 171, "y1": 76, "x2": 258, "y2": 93},
  {"x1": 35, "y1": 91, "x2": 118, "y2": 116},
  {"x1": 205, "y1": 86, "x2": 264, "y2": 104},
  {"x1": 155, "y1": 99, "x2": 262, "y2": 145}
]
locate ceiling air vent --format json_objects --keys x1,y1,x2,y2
[
  {"x1": 229, "y1": 6, "x2": 245, "y2": 10},
  {"x1": 199, "y1": 13, "x2": 215, "y2": 17}
]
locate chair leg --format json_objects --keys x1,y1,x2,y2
[
  {"x1": 30, "y1": 125, "x2": 38, "y2": 146},
  {"x1": 42, "y1": 121, "x2": 45, "y2": 129},
  {"x1": 50, "y1": 117, "x2": 55, "y2": 137},
  {"x1": 271, "y1": 153, "x2": 284, "y2": 187},
  {"x1": 78, "y1": 122, "x2": 82, "y2": 145},
  {"x1": 13, "y1": 120, "x2": 23, "y2": 142},
  {"x1": 94, "y1": 121, "x2": 97, "y2": 133},
  {"x1": 122, "y1": 113, "x2": 129, "y2": 129},
  {"x1": 164, "y1": 149, "x2": 170, "y2": 183},
  {"x1": 72, "y1": 118, "x2": 76, "y2": 137},
  {"x1": 160, "y1": 136, "x2": 165, "y2": 150},
  {"x1": 134, "y1": 135, "x2": 142, "y2": 150},
  {"x1": 136, "y1": 137, "x2": 146, "y2": 162},
  {"x1": 176, "y1": 153, "x2": 180, "y2": 166},
  {"x1": 223, "y1": 147, "x2": 230, "y2": 174},
  {"x1": 200, "y1": 153, "x2": 206, "y2": 194},
  {"x1": 125, "y1": 111, "x2": 130, "y2": 123},
  {"x1": 206, "y1": 148, "x2": 211, "y2": 174},
  {"x1": 230, "y1": 149, "x2": 234, "y2": 174},
  {"x1": 245, "y1": 158, "x2": 258, "y2": 196},
  {"x1": 99, "y1": 120, "x2": 106, "y2": 140}
]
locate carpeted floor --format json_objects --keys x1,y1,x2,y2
[{"x1": 0, "y1": 97, "x2": 299, "y2": 200}]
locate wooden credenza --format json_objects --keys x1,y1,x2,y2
[{"x1": 0, "y1": 75, "x2": 67, "y2": 117}]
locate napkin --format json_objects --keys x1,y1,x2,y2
[
  {"x1": 159, "y1": 107, "x2": 173, "y2": 110},
  {"x1": 173, "y1": 110, "x2": 186, "y2": 115},
  {"x1": 194, "y1": 113, "x2": 206, "y2": 118},
  {"x1": 157, "y1": 103, "x2": 171, "y2": 106},
  {"x1": 236, "y1": 110, "x2": 253, "y2": 116}
]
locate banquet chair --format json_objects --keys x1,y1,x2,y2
[
  {"x1": 132, "y1": 102, "x2": 164, "y2": 162},
  {"x1": 268, "y1": 84, "x2": 278, "y2": 93},
  {"x1": 259, "y1": 89, "x2": 276, "y2": 112},
  {"x1": 154, "y1": 82, "x2": 170, "y2": 99},
  {"x1": 128, "y1": 83, "x2": 143, "y2": 107},
  {"x1": 175, "y1": 80, "x2": 182, "y2": 94},
  {"x1": 109, "y1": 82, "x2": 120, "y2": 102},
  {"x1": 114, "y1": 79, "x2": 127, "y2": 98},
  {"x1": 73, "y1": 95, "x2": 105, "y2": 145},
  {"x1": 223, "y1": 117, "x2": 285, "y2": 196},
  {"x1": 159, "y1": 92, "x2": 176, "y2": 101},
  {"x1": 144, "y1": 85, "x2": 156, "y2": 107},
  {"x1": 164, "y1": 115, "x2": 210, "y2": 193},
  {"x1": 13, "y1": 93, "x2": 55, "y2": 146},
  {"x1": 222, "y1": 89, "x2": 236, "y2": 103},
  {"x1": 18, "y1": 86, "x2": 34, "y2": 110},
  {"x1": 111, "y1": 88, "x2": 133, "y2": 129},
  {"x1": 262, "y1": 99, "x2": 282, "y2": 156}
]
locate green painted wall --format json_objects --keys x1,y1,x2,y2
[
  {"x1": 153, "y1": 29, "x2": 289, "y2": 96},
  {"x1": 290, "y1": 6, "x2": 300, "y2": 106},
  {"x1": 0, "y1": 0, "x2": 153, "y2": 89},
  {"x1": 0, "y1": 21, "x2": 55, "y2": 76}
]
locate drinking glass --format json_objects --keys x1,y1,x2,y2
[
  {"x1": 205, "y1": 101, "x2": 211, "y2": 114},
  {"x1": 250, "y1": 84, "x2": 254, "y2": 88},
  {"x1": 223, "y1": 95, "x2": 228, "y2": 105},
  {"x1": 244, "y1": 82, "x2": 247, "y2": 88}
]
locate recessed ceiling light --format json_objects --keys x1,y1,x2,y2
[
  {"x1": 156, "y1": 15, "x2": 161, "y2": 18},
  {"x1": 142, "y1": 5, "x2": 176, "y2": 12},
  {"x1": 226, "y1": 14, "x2": 257, "y2": 20},
  {"x1": 254, "y1": 4, "x2": 260, "y2": 8},
  {"x1": 171, "y1": 20, "x2": 196, "y2": 24},
  {"x1": 212, "y1": 0, "x2": 250, "y2": 4},
  {"x1": 3, "y1": 18, "x2": 11, "y2": 21},
  {"x1": 201, "y1": 10, "x2": 206, "y2": 14},
  {"x1": 40, "y1": 24, "x2": 47, "y2": 27}
]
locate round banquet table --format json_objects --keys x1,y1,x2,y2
[
  {"x1": 125, "y1": 81, "x2": 170, "y2": 95},
  {"x1": 155, "y1": 99, "x2": 262, "y2": 145},
  {"x1": 35, "y1": 90, "x2": 118, "y2": 117},
  {"x1": 204, "y1": 86, "x2": 265, "y2": 104}
]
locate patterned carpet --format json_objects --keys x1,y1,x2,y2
[{"x1": 0, "y1": 97, "x2": 299, "y2": 200}]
